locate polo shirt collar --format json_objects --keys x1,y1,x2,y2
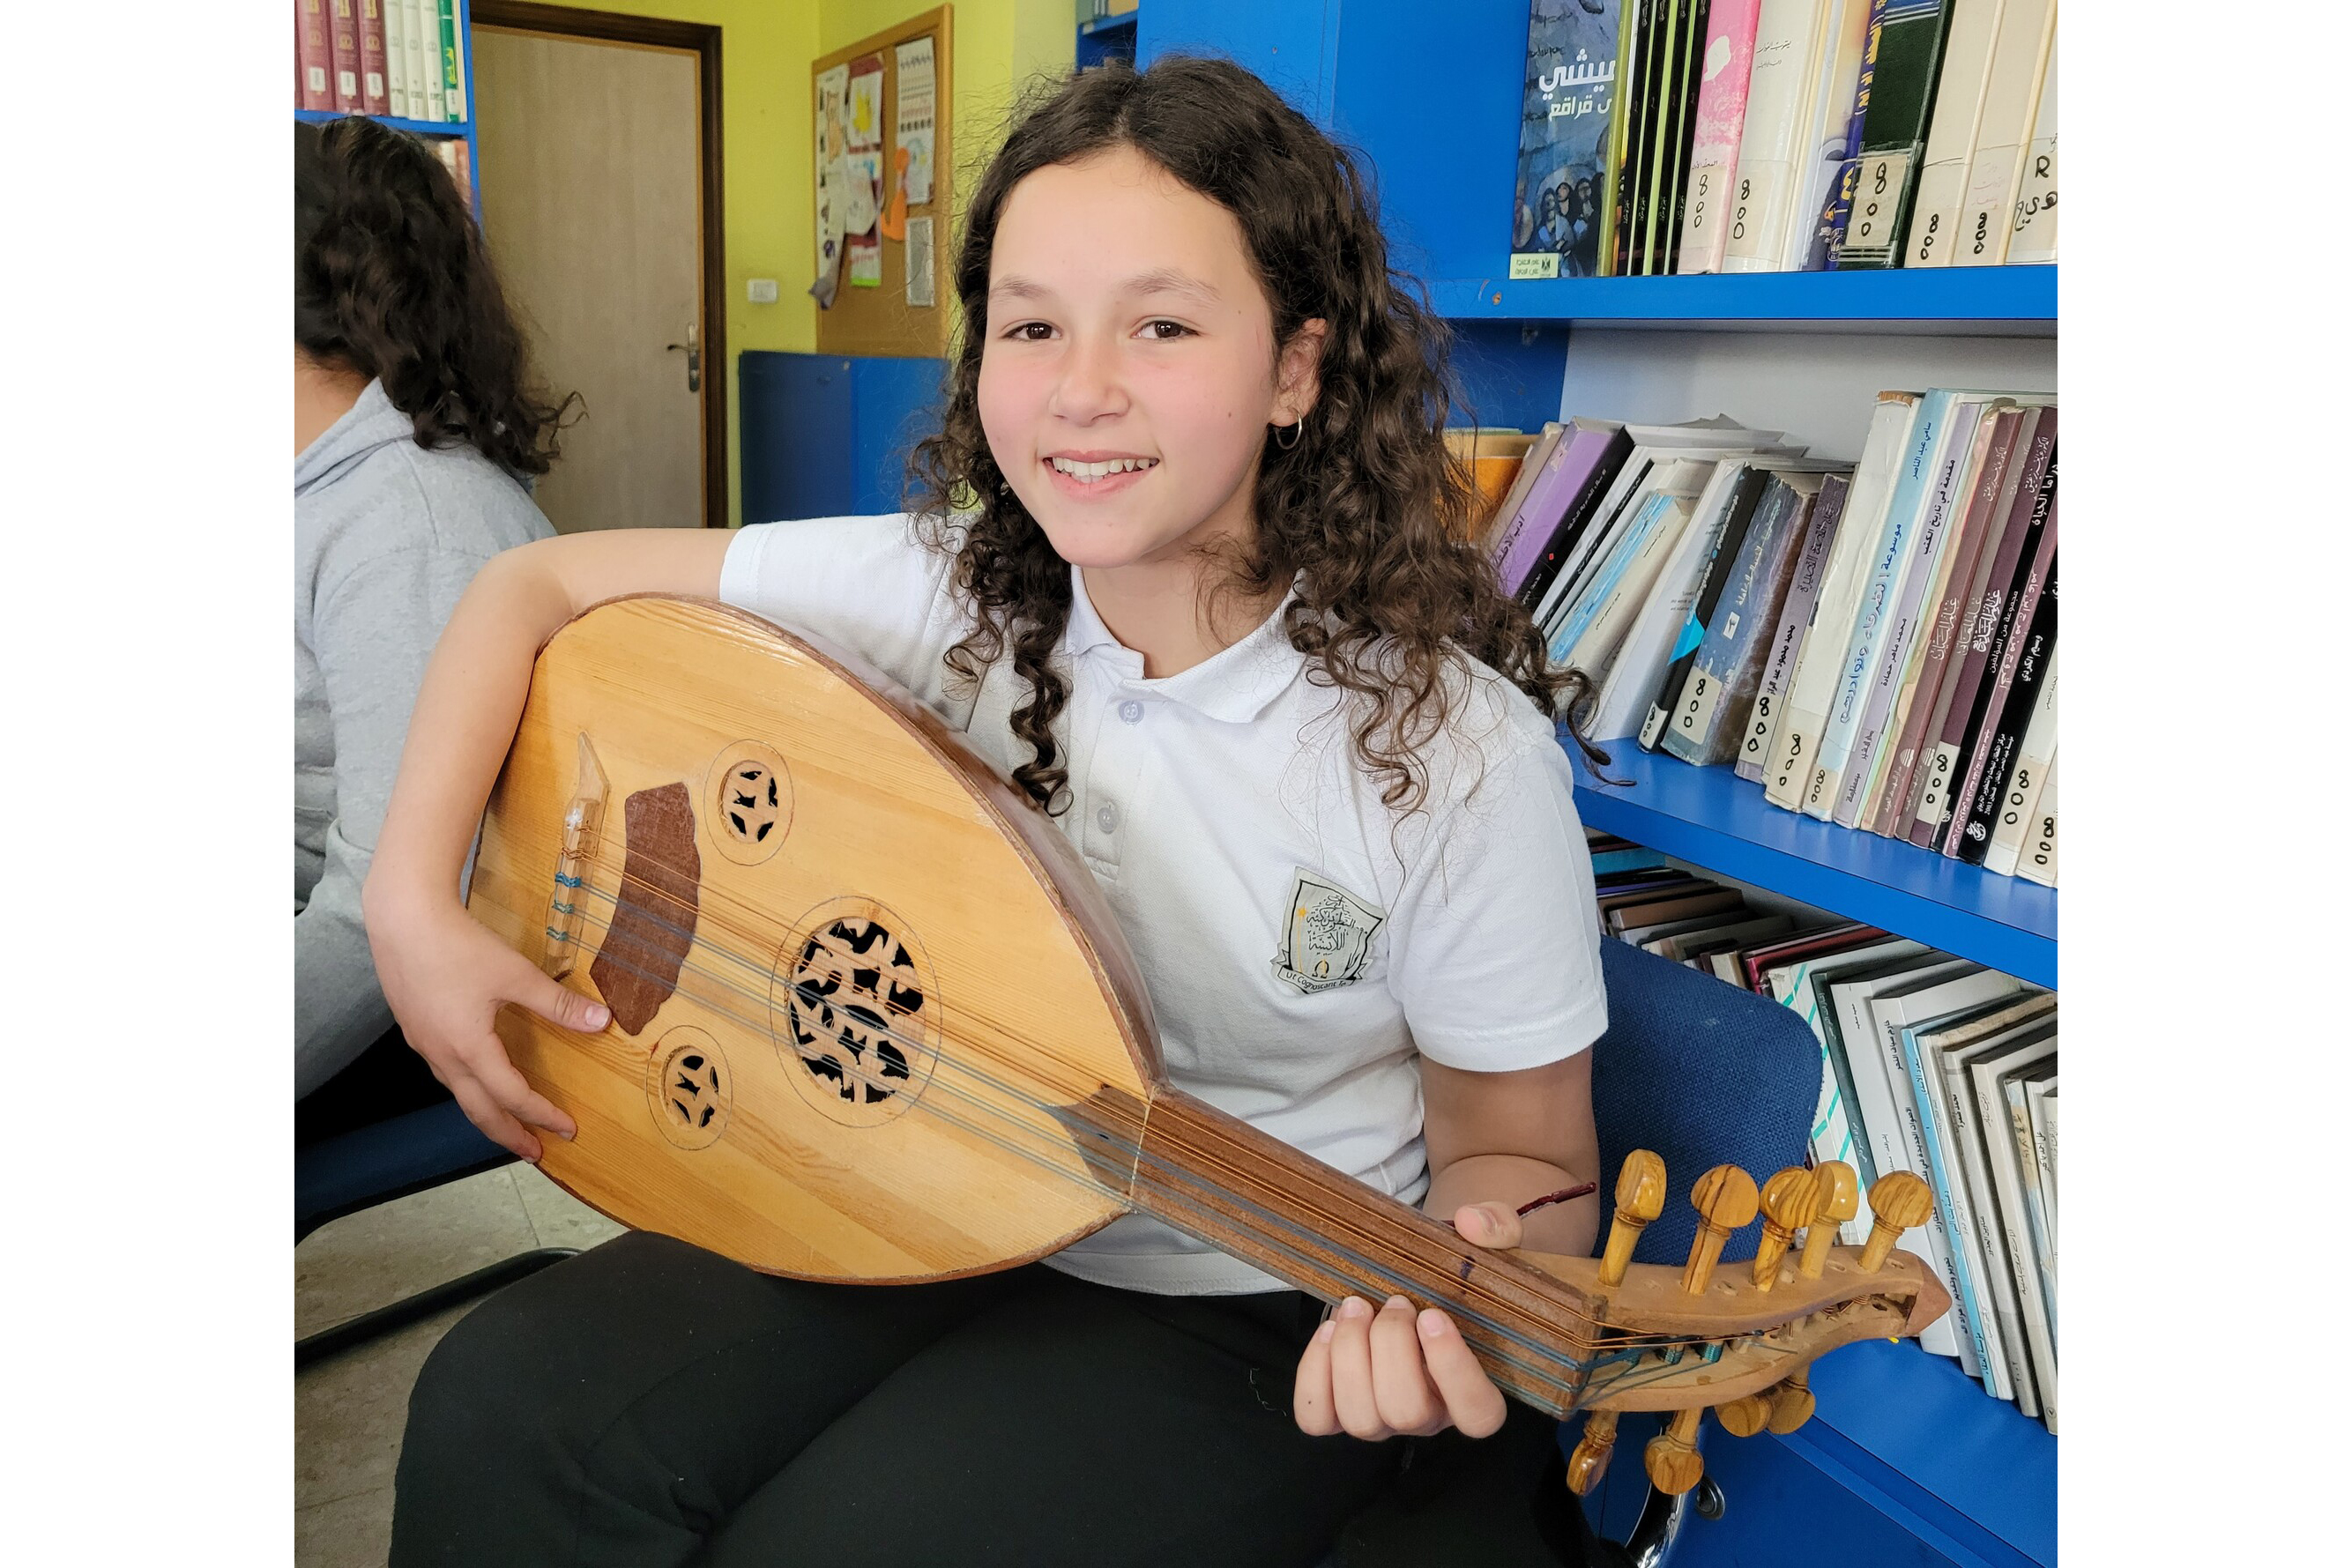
[{"x1": 1060, "y1": 564, "x2": 1303, "y2": 725}]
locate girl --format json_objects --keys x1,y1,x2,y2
[
  {"x1": 366, "y1": 56, "x2": 1609, "y2": 1567},
  {"x1": 295, "y1": 115, "x2": 567, "y2": 1111}
]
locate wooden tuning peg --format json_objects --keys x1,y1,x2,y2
[
  {"x1": 1679, "y1": 1164, "x2": 1760, "y2": 1295},
  {"x1": 1753, "y1": 1166, "x2": 1820, "y2": 1290},
  {"x1": 1797, "y1": 1162, "x2": 1858, "y2": 1279},
  {"x1": 1860, "y1": 1170, "x2": 1935, "y2": 1273},
  {"x1": 1766, "y1": 1367, "x2": 1815, "y2": 1434},
  {"x1": 1564, "y1": 1410, "x2": 1617, "y2": 1495},
  {"x1": 1598, "y1": 1149, "x2": 1667, "y2": 1288},
  {"x1": 1643, "y1": 1407, "x2": 1706, "y2": 1496},
  {"x1": 1714, "y1": 1391, "x2": 1773, "y2": 1438}
]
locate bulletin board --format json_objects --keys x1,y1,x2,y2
[{"x1": 812, "y1": 5, "x2": 954, "y2": 358}]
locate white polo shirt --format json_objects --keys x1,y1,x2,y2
[{"x1": 721, "y1": 514, "x2": 1607, "y2": 1295}]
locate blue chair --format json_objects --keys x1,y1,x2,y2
[
  {"x1": 1333, "y1": 937, "x2": 1820, "y2": 1567},
  {"x1": 296, "y1": 1036, "x2": 579, "y2": 1368}
]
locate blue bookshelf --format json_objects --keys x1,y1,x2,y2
[
  {"x1": 1565, "y1": 731, "x2": 2057, "y2": 989},
  {"x1": 1141, "y1": 4, "x2": 2059, "y2": 1564},
  {"x1": 1432, "y1": 265, "x2": 2056, "y2": 331}
]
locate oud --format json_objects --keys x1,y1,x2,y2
[{"x1": 468, "y1": 596, "x2": 1948, "y2": 1495}]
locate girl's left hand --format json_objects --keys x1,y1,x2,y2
[{"x1": 1290, "y1": 1201, "x2": 1522, "y2": 1441}]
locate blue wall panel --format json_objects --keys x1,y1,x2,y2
[{"x1": 739, "y1": 351, "x2": 945, "y2": 524}]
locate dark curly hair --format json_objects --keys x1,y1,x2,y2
[
  {"x1": 909, "y1": 56, "x2": 1600, "y2": 816},
  {"x1": 295, "y1": 116, "x2": 577, "y2": 475}
]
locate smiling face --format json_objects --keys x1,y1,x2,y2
[{"x1": 978, "y1": 145, "x2": 1321, "y2": 574}]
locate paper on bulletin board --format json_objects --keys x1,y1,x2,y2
[
  {"x1": 846, "y1": 53, "x2": 884, "y2": 150},
  {"x1": 840, "y1": 150, "x2": 882, "y2": 237},
  {"x1": 811, "y1": 63, "x2": 850, "y2": 307},
  {"x1": 904, "y1": 215, "x2": 935, "y2": 308},
  {"x1": 894, "y1": 35, "x2": 936, "y2": 205},
  {"x1": 848, "y1": 233, "x2": 882, "y2": 288}
]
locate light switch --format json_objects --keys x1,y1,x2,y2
[{"x1": 746, "y1": 278, "x2": 779, "y2": 304}]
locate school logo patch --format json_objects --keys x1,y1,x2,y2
[{"x1": 1272, "y1": 869, "x2": 1386, "y2": 995}]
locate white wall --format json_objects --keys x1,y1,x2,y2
[{"x1": 1555, "y1": 328, "x2": 2058, "y2": 461}]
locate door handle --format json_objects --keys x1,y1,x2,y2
[{"x1": 665, "y1": 323, "x2": 702, "y2": 394}]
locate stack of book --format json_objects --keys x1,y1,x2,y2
[
  {"x1": 1487, "y1": 388, "x2": 2057, "y2": 886},
  {"x1": 1587, "y1": 832, "x2": 2059, "y2": 1429},
  {"x1": 296, "y1": 0, "x2": 472, "y2": 123},
  {"x1": 1509, "y1": 0, "x2": 2058, "y2": 279}
]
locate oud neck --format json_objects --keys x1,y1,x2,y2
[{"x1": 1053, "y1": 1087, "x2": 1597, "y2": 1416}]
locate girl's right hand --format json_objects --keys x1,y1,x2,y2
[{"x1": 370, "y1": 890, "x2": 609, "y2": 1161}]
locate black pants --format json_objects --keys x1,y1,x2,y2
[{"x1": 391, "y1": 1230, "x2": 1406, "y2": 1567}]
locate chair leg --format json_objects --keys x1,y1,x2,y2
[{"x1": 295, "y1": 1247, "x2": 577, "y2": 1370}]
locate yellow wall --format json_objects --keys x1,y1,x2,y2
[{"x1": 518, "y1": 1, "x2": 1072, "y2": 524}]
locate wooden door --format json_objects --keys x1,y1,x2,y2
[{"x1": 473, "y1": 27, "x2": 708, "y2": 531}]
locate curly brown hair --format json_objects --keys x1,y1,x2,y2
[
  {"x1": 909, "y1": 56, "x2": 1599, "y2": 816},
  {"x1": 295, "y1": 116, "x2": 577, "y2": 475}
]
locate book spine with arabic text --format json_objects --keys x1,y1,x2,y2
[{"x1": 1511, "y1": 0, "x2": 1630, "y2": 281}]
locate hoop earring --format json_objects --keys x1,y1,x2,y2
[{"x1": 1271, "y1": 420, "x2": 1303, "y2": 450}]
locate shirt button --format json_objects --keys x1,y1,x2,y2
[
  {"x1": 1118, "y1": 699, "x2": 1144, "y2": 724},
  {"x1": 1096, "y1": 802, "x2": 1119, "y2": 833}
]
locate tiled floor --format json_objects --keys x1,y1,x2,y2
[{"x1": 294, "y1": 1163, "x2": 628, "y2": 1568}]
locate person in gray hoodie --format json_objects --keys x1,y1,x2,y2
[{"x1": 295, "y1": 116, "x2": 570, "y2": 1103}]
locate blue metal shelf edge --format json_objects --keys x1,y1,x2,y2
[
  {"x1": 1791, "y1": 1338, "x2": 2058, "y2": 1567},
  {"x1": 1079, "y1": 12, "x2": 1139, "y2": 37},
  {"x1": 296, "y1": 108, "x2": 471, "y2": 137},
  {"x1": 1433, "y1": 265, "x2": 2055, "y2": 325},
  {"x1": 1563, "y1": 727, "x2": 2056, "y2": 987}
]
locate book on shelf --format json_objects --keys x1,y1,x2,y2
[
  {"x1": 1906, "y1": 412, "x2": 2054, "y2": 846},
  {"x1": 359, "y1": 0, "x2": 391, "y2": 116},
  {"x1": 1511, "y1": 0, "x2": 1631, "y2": 280},
  {"x1": 1510, "y1": 0, "x2": 2054, "y2": 276},
  {"x1": 1763, "y1": 389, "x2": 1915, "y2": 809},
  {"x1": 1981, "y1": 643, "x2": 2056, "y2": 876},
  {"x1": 1933, "y1": 490, "x2": 2054, "y2": 858},
  {"x1": 1736, "y1": 469, "x2": 1849, "y2": 779},
  {"x1": 1675, "y1": 0, "x2": 1765, "y2": 275},
  {"x1": 1824, "y1": 389, "x2": 1993, "y2": 825},
  {"x1": 1444, "y1": 427, "x2": 1544, "y2": 540},
  {"x1": 1574, "y1": 840, "x2": 2062, "y2": 1416},
  {"x1": 1547, "y1": 386, "x2": 2057, "y2": 887},
  {"x1": 1868, "y1": 403, "x2": 2028, "y2": 836},
  {"x1": 1782, "y1": 0, "x2": 1876, "y2": 271},
  {"x1": 1952, "y1": 560, "x2": 2055, "y2": 864},
  {"x1": 330, "y1": 0, "x2": 363, "y2": 113},
  {"x1": 298, "y1": 0, "x2": 336, "y2": 112},
  {"x1": 1961, "y1": 1011, "x2": 2060, "y2": 1427},
  {"x1": 1654, "y1": 0, "x2": 1716, "y2": 274},
  {"x1": 1636, "y1": 462, "x2": 1777, "y2": 747},
  {"x1": 1914, "y1": 993, "x2": 2058, "y2": 1413},
  {"x1": 1491, "y1": 420, "x2": 1630, "y2": 595},
  {"x1": 2006, "y1": 30, "x2": 2058, "y2": 264},
  {"x1": 1950, "y1": 0, "x2": 2057, "y2": 266},
  {"x1": 1660, "y1": 472, "x2": 1825, "y2": 766},
  {"x1": 1478, "y1": 422, "x2": 1564, "y2": 561},
  {"x1": 297, "y1": 0, "x2": 468, "y2": 124},
  {"x1": 1833, "y1": 0, "x2": 1959, "y2": 268},
  {"x1": 440, "y1": 0, "x2": 470, "y2": 123},
  {"x1": 1896, "y1": 0, "x2": 2002, "y2": 269}
]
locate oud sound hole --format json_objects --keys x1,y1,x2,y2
[
  {"x1": 722, "y1": 762, "x2": 781, "y2": 844},
  {"x1": 646, "y1": 1027, "x2": 731, "y2": 1151},
  {"x1": 775, "y1": 901, "x2": 939, "y2": 1127}
]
